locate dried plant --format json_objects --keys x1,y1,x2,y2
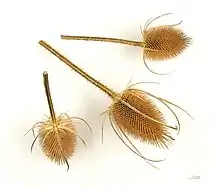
[
  {"x1": 25, "y1": 71, "x2": 91, "y2": 170},
  {"x1": 60, "y1": 13, "x2": 192, "y2": 75},
  {"x1": 39, "y1": 40, "x2": 193, "y2": 169}
]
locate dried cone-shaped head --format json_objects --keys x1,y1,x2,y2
[
  {"x1": 38, "y1": 114, "x2": 77, "y2": 167},
  {"x1": 143, "y1": 25, "x2": 192, "y2": 61},
  {"x1": 110, "y1": 89, "x2": 174, "y2": 148},
  {"x1": 27, "y1": 71, "x2": 79, "y2": 170}
]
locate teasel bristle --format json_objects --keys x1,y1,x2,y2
[
  {"x1": 25, "y1": 71, "x2": 91, "y2": 170},
  {"x1": 60, "y1": 13, "x2": 192, "y2": 75},
  {"x1": 39, "y1": 40, "x2": 193, "y2": 169}
]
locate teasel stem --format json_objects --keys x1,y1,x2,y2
[
  {"x1": 43, "y1": 71, "x2": 57, "y2": 126},
  {"x1": 60, "y1": 35, "x2": 145, "y2": 47},
  {"x1": 39, "y1": 40, "x2": 117, "y2": 99}
]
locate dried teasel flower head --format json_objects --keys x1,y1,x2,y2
[
  {"x1": 25, "y1": 71, "x2": 91, "y2": 170},
  {"x1": 110, "y1": 89, "x2": 172, "y2": 148},
  {"x1": 60, "y1": 13, "x2": 192, "y2": 75},
  {"x1": 141, "y1": 13, "x2": 191, "y2": 61},
  {"x1": 38, "y1": 113, "x2": 76, "y2": 168},
  {"x1": 39, "y1": 41, "x2": 193, "y2": 169}
]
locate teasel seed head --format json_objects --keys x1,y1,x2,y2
[
  {"x1": 25, "y1": 71, "x2": 91, "y2": 170},
  {"x1": 38, "y1": 114, "x2": 77, "y2": 167},
  {"x1": 60, "y1": 13, "x2": 192, "y2": 75},
  {"x1": 110, "y1": 89, "x2": 173, "y2": 148},
  {"x1": 142, "y1": 25, "x2": 192, "y2": 61}
]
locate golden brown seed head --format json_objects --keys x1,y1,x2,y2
[
  {"x1": 38, "y1": 114, "x2": 76, "y2": 166},
  {"x1": 143, "y1": 25, "x2": 192, "y2": 60},
  {"x1": 111, "y1": 89, "x2": 173, "y2": 148}
]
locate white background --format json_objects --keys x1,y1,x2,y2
[{"x1": 0, "y1": 0, "x2": 219, "y2": 187}]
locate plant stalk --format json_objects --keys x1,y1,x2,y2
[
  {"x1": 60, "y1": 35, "x2": 145, "y2": 48},
  {"x1": 39, "y1": 40, "x2": 117, "y2": 99},
  {"x1": 43, "y1": 71, "x2": 57, "y2": 125}
]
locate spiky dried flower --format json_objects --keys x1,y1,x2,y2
[
  {"x1": 39, "y1": 41, "x2": 193, "y2": 169},
  {"x1": 111, "y1": 89, "x2": 172, "y2": 148},
  {"x1": 60, "y1": 13, "x2": 192, "y2": 75},
  {"x1": 142, "y1": 25, "x2": 191, "y2": 61},
  {"x1": 25, "y1": 71, "x2": 91, "y2": 170}
]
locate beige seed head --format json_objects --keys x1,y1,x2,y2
[
  {"x1": 38, "y1": 114, "x2": 77, "y2": 167},
  {"x1": 60, "y1": 13, "x2": 192, "y2": 75},
  {"x1": 143, "y1": 25, "x2": 192, "y2": 61},
  {"x1": 111, "y1": 89, "x2": 174, "y2": 149},
  {"x1": 26, "y1": 71, "x2": 90, "y2": 171}
]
